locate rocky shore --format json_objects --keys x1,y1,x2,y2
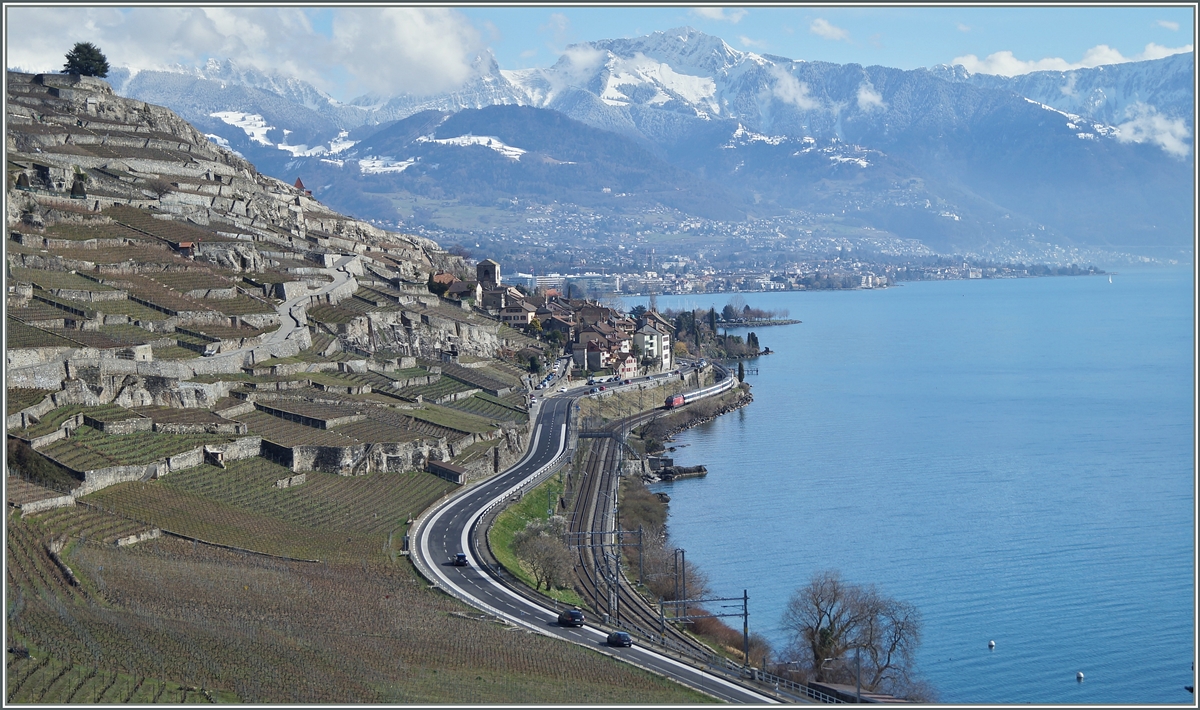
[{"x1": 648, "y1": 385, "x2": 754, "y2": 449}]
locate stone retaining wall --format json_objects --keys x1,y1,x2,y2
[
  {"x1": 17, "y1": 493, "x2": 76, "y2": 516},
  {"x1": 116, "y1": 528, "x2": 162, "y2": 546}
]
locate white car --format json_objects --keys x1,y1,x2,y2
[{"x1": 559, "y1": 387, "x2": 567, "y2": 392}]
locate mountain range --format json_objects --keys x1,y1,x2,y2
[{"x1": 100, "y1": 27, "x2": 1195, "y2": 261}]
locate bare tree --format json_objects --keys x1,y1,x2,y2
[
  {"x1": 513, "y1": 516, "x2": 573, "y2": 591},
  {"x1": 780, "y1": 570, "x2": 927, "y2": 699}
]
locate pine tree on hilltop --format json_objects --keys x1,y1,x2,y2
[{"x1": 63, "y1": 42, "x2": 109, "y2": 77}]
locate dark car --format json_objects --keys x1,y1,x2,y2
[
  {"x1": 606, "y1": 631, "x2": 633, "y2": 647},
  {"x1": 451, "y1": 552, "x2": 469, "y2": 567},
  {"x1": 557, "y1": 608, "x2": 585, "y2": 627}
]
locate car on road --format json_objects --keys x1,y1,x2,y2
[
  {"x1": 606, "y1": 631, "x2": 633, "y2": 647},
  {"x1": 450, "y1": 552, "x2": 469, "y2": 567},
  {"x1": 559, "y1": 387, "x2": 567, "y2": 392},
  {"x1": 598, "y1": 385, "x2": 606, "y2": 391},
  {"x1": 589, "y1": 387, "x2": 599, "y2": 394},
  {"x1": 558, "y1": 608, "x2": 585, "y2": 627},
  {"x1": 623, "y1": 379, "x2": 632, "y2": 385}
]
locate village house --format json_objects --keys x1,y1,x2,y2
[{"x1": 500, "y1": 301, "x2": 537, "y2": 327}]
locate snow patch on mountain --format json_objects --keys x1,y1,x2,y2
[
  {"x1": 723, "y1": 124, "x2": 788, "y2": 148},
  {"x1": 416, "y1": 134, "x2": 527, "y2": 160},
  {"x1": 358, "y1": 157, "x2": 417, "y2": 174},
  {"x1": 600, "y1": 53, "x2": 719, "y2": 113},
  {"x1": 1022, "y1": 98, "x2": 1120, "y2": 140},
  {"x1": 211, "y1": 111, "x2": 275, "y2": 146}
]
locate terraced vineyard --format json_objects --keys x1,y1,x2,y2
[
  {"x1": 149, "y1": 344, "x2": 201, "y2": 360},
  {"x1": 439, "y1": 361, "x2": 517, "y2": 394},
  {"x1": 95, "y1": 323, "x2": 164, "y2": 345},
  {"x1": 203, "y1": 293, "x2": 275, "y2": 315},
  {"x1": 39, "y1": 426, "x2": 233, "y2": 471},
  {"x1": 36, "y1": 220, "x2": 153, "y2": 243},
  {"x1": 81, "y1": 458, "x2": 455, "y2": 561},
  {"x1": 89, "y1": 298, "x2": 175, "y2": 321},
  {"x1": 27, "y1": 505, "x2": 157, "y2": 545},
  {"x1": 410, "y1": 403, "x2": 499, "y2": 435},
  {"x1": 334, "y1": 419, "x2": 426, "y2": 444},
  {"x1": 19, "y1": 404, "x2": 129, "y2": 438},
  {"x1": 10, "y1": 268, "x2": 118, "y2": 292},
  {"x1": 306, "y1": 303, "x2": 359, "y2": 324},
  {"x1": 237, "y1": 410, "x2": 362, "y2": 447},
  {"x1": 7, "y1": 388, "x2": 53, "y2": 415},
  {"x1": 396, "y1": 376, "x2": 475, "y2": 402},
  {"x1": 5, "y1": 318, "x2": 79, "y2": 348},
  {"x1": 107, "y1": 205, "x2": 228, "y2": 244},
  {"x1": 149, "y1": 270, "x2": 236, "y2": 292},
  {"x1": 445, "y1": 392, "x2": 529, "y2": 424},
  {"x1": 52, "y1": 244, "x2": 185, "y2": 266},
  {"x1": 165, "y1": 457, "x2": 453, "y2": 530}
]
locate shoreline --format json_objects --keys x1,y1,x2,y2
[{"x1": 656, "y1": 388, "x2": 755, "y2": 446}]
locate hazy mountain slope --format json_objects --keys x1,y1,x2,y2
[
  {"x1": 295, "y1": 104, "x2": 753, "y2": 221},
  {"x1": 928, "y1": 52, "x2": 1194, "y2": 129},
  {"x1": 81, "y1": 28, "x2": 1193, "y2": 258}
]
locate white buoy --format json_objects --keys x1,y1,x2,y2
[
  {"x1": 988, "y1": 640, "x2": 995, "y2": 649},
  {"x1": 1077, "y1": 672, "x2": 1085, "y2": 682}
]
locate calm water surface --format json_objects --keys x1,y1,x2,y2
[{"x1": 633, "y1": 268, "x2": 1194, "y2": 704}]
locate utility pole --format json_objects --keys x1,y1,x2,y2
[
  {"x1": 855, "y1": 646, "x2": 861, "y2": 703},
  {"x1": 742, "y1": 588, "x2": 749, "y2": 669}
]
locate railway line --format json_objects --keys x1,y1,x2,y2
[{"x1": 564, "y1": 408, "x2": 718, "y2": 660}]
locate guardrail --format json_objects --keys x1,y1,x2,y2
[{"x1": 408, "y1": 415, "x2": 574, "y2": 616}]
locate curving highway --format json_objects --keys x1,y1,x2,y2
[{"x1": 411, "y1": 381, "x2": 777, "y2": 703}]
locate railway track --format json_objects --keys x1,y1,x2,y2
[{"x1": 565, "y1": 406, "x2": 717, "y2": 660}]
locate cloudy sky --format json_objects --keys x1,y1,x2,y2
[{"x1": 5, "y1": 5, "x2": 1194, "y2": 101}]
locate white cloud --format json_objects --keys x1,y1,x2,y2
[
  {"x1": 951, "y1": 42, "x2": 1193, "y2": 76},
  {"x1": 691, "y1": 7, "x2": 748, "y2": 24},
  {"x1": 330, "y1": 9, "x2": 486, "y2": 96},
  {"x1": 1060, "y1": 72, "x2": 1078, "y2": 97},
  {"x1": 856, "y1": 83, "x2": 885, "y2": 111},
  {"x1": 5, "y1": 7, "x2": 486, "y2": 99},
  {"x1": 1157, "y1": 20, "x2": 1180, "y2": 31},
  {"x1": 810, "y1": 18, "x2": 848, "y2": 41},
  {"x1": 539, "y1": 12, "x2": 572, "y2": 49},
  {"x1": 739, "y1": 35, "x2": 768, "y2": 49},
  {"x1": 545, "y1": 44, "x2": 608, "y2": 99},
  {"x1": 1138, "y1": 42, "x2": 1191, "y2": 61},
  {"x1": 1116, "y1": 103, "x2": 1191, "y2": 158},
  {"x1": 956, "y1": 23, "x2": 971, "y2": 32},
  {"x1": 767, "y1": 65, "x2": 819, "y2": 110}
]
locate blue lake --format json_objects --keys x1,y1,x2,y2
[{"x1": 632, "y1": 268, "x2": 1194, "y2": 703}]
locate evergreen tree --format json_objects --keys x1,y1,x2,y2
[
  {"x1": 63, "y1": 42, "x2": 109, "y2": 77},
  {"x1": 738, "y1": 361, "x2": 745, "y2": 382}
]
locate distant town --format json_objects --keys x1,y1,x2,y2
[{"x1": 372, "y1": 203, "x2": 1110, "y2": 298}]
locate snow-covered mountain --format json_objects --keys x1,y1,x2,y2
[
  {"x1": 928, "y1": 52, "x2": 1193, "y2": 131},
  {"x1": 86, "y1": 28, "x2": 1193, "y2": 258}
]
